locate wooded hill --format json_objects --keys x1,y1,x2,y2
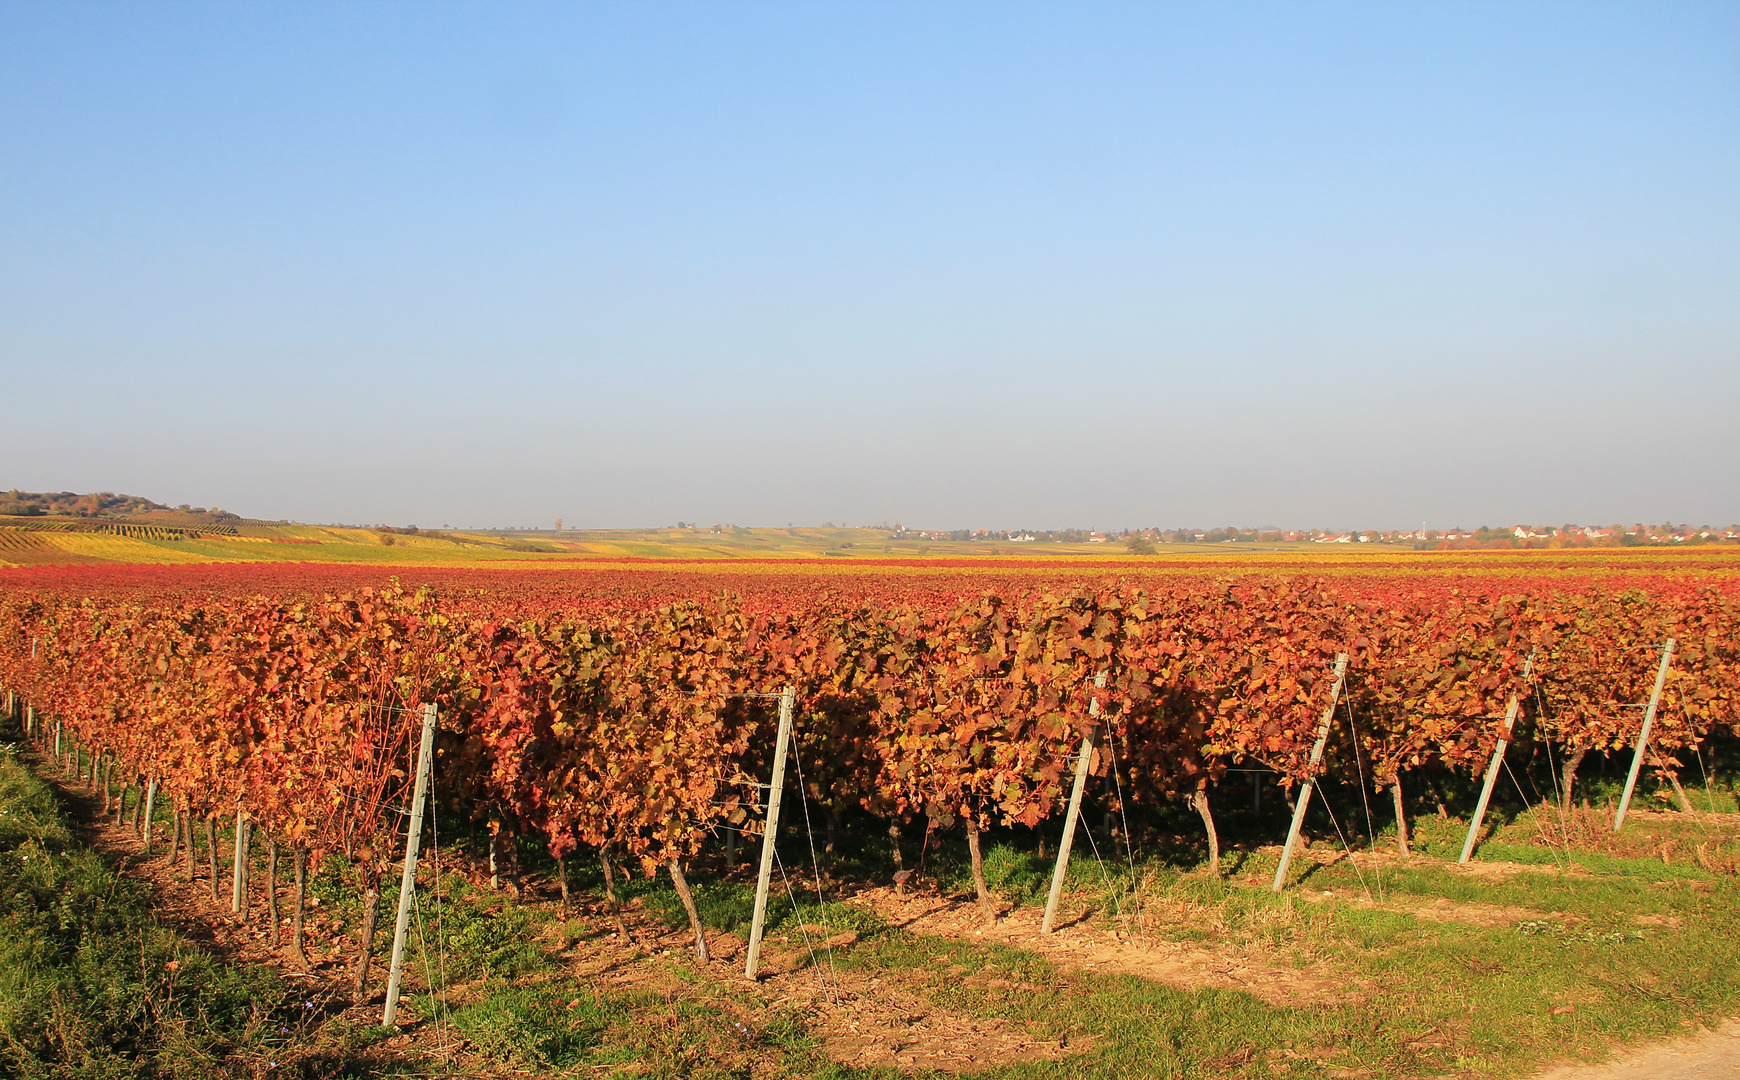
[{"x1": 0, "y1": 489, "x2": 241, "y2": 526}]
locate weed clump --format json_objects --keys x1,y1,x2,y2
[
  {"x1": 450, "y1": 985, "x2": 604, "y2": 1068},
  {"x1": 428, "y1": 895, "x2": 549, "y2": 982}
]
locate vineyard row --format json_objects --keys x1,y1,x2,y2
[{"x1": 1, "y1": 578, "x2": 1735, "y2": 995}]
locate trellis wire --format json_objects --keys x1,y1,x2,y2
[
  {"x1": 772, "y1": 847, "x2": 833, "y2": 997},
  {"x1": 1075, "y1": 808, "x2": 1127, "y2": 923},
  {"x1": 1493, "y1": 682, "x2": 1564, "y2": 846},
  {"x1": 1535, "y1": 684, "x2": 1568, "y2": 818},
  {"x1": 1105, "y1": 719, "x2": 1142, "y2": 930},
  {"x1": 1692, "y1": 742, "x2": 1718, "y2": 814},
  {"x1": 787, "y1": 732, "x2": 841, "y2": 994},
  {"x1": 1501, "y1": 758, "x2": 1569, "y2": 872},
  {"x1": 1341, "y1": 684, "x2": 1383, "y2": 901},
  {"x1": 407, "y1": 786, "x2": 455, "y2": 1068},
  {"x1": 1315, "y1": 789, "x2": 1373, "y2": 900}
]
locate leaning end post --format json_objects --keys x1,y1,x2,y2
[
  {"x1": 1042, "y1": 670, "x2": 1106, "y2": 934},
  {"x1": 1273, "y1": 653, "x2": 1349, "y2": 892},
  {"x1": 745, "y1": 687, "x2": 795, "y2": 981},
  {"x1": 383, "y1": 702, "x2": 440, "y2": 1026},
  {"x1": 1614, "y1": 639, "x2": 1675, "y2": 833},
  {"x1": 1459, "y1": 651, "x2": 1535, "y2": 864}
]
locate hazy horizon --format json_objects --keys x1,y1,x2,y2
[
  {"x1": 5, "y1": 487, "x2": 1735, "y2": 540},
  {"x1": 5, "y1": 3, "x2": 1737, "y2": 532}
]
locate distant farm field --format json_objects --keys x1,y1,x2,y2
[{"x1": 5, "y1": 518, "x2": 1739, "y2": 583}]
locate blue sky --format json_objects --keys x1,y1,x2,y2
[{"x1": 3, "y1": 2, "x2": 1736, "y2": 530}]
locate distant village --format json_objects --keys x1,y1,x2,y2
[{"x1": 889, "y1": 523, "x2": 1740, "y2": 550}]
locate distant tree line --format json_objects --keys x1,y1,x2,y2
[{"x1": 1, "y1": 490, "x2": 172, "y2": 518}]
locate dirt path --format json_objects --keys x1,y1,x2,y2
[{"x1": 1533, "y1": 1019, "x2": 1740, "y2": 1080}]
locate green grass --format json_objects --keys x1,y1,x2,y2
[
  {"x1": 0, "y1": 742, "x2": 487, "y2": 1079},
  {"x1": 14, "y1": 743, "x2": 1740, "y2": 1078},
  {"x1": 449, "y1": 984, "x2": 605, "y2": 1067},
  {"x1": 385, "y1": 808, "x2": 1740, "y2": 1079},
  {"x1": 434, "y1": 976, "x2": 835, "y2": 1078},
  {"x1": 0, "y1": 743, "x2": 290, "y2": 1078},
  {"x1": 409, "y1": 881, "x2": 551, "y2": 983},
  {"x1": 821, "y1": 852, "x2": 1739, "y2": 1079}
]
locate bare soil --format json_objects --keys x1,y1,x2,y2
[
  {"x1": 1390, "y1": 896, "x2": 1544, "y2": 928},
  {"x1": 1442, "y1": 859, "x2": 1592, "y2": 881},
  {"x1": 1532, "y1": 1018, "x2": 1740, "y2": 1080},
  {"x1": 774, "y1": 965, "x2": 1080, "y2": 1072}
]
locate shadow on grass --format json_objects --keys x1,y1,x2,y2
[{"x1": 0, "y1": 741, "x2": 402, "y2": 1080}]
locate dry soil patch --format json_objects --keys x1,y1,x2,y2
[
  {"x1": 851, "y1": 885, "x2": 1352, "y2": 1006},
  {"x1": 765, "y1": 965, "x2": 1084, "y2": 1072},
  {"x1": 1395, "y1": 896, "x2": 1543, "y2": 928},
  {"x1": 1446, "y1": 859, "x2": 1593, "y2": 881}
]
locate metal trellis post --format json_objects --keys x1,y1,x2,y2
[
  {"x1": 1613, "y1": 639, "x2": 1675, "y2": 833},
  {"x1": 1041, "y1": 671, "x2": 1106, "y2": 934},
  {"x1": 1459, "y1": 652, "x2": 1536, "y2": 864},
  {"x1": 232, "y1": 806, "x2": 249, "y2": 913},
  {"x1": 384, "y1": 702, "x2": 439, "y2": 1026},
  {"x1": 143, "y1": 777, "x2": 158, "y2": 855},
  {"x1": 745, "y1": 687, "x2": 795, "y2": 980},
  {"x1": 1272, "y1": 653, "x2": 1349, "y2": 892}
]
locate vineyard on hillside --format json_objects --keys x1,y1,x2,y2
[{"x1": 3, "y1": 565, "x2": 1737, "y2": 1004}]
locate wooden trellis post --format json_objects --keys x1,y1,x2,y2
[
  {"x1": 1041, "y1": 671, "x2": 1107, "y2": 935},
  {"x1": 1459, "y1": 651, "x2": 1535, "y2": 864},
  {"x1": 745, "y1": 687, "x2": 795, "y2": 980},
  {"x1": 1272, "y1": 653, "x2": 1349, "y2": 892},
  {"x1": 1613, "y1": 639, "x2": 1675, "y2": 833},
  {"x1": 383, "y1": 702, "x2": 439, "y2": 1026}
]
